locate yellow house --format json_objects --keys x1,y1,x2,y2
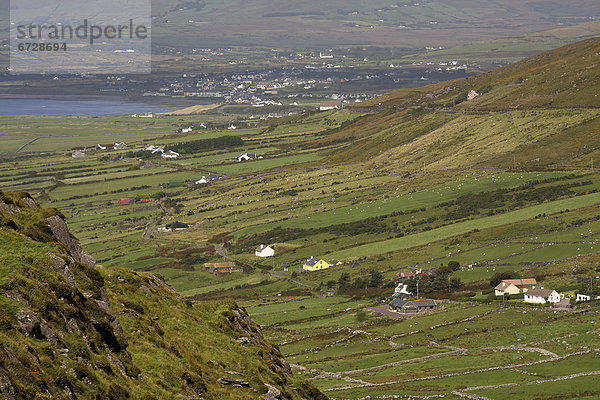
[{"x1": 303, "y1": 257, "x2": 331, "y2": 271}]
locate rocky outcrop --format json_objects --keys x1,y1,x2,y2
[
  {"x1": 217, "y1": 377, "x2": 251, "y2": 388},
  {"x1": 46, "y1": 251, "x2": 76, "y2": 287},
  {"x1": 260, "y1": 384, "x2": 282, "y2": 400},
  {"x1": 46, "y1": 215, "x2": 96, "y2": 267},
  {"x1": 231, "y1": 307, "x2": 293, "y2": 377},
  {"x1": 0, "y1": 200, "x2": 20, "y2": 214},
  {"x1": 21, "y1": 197, "x2": 38, "y2": 209},
  {"x1": 0, "y1": 374, "x2": 14, "y2": 396},
  {"x1": 16, "y1": 310, "x2": 60, "y2": 345}
]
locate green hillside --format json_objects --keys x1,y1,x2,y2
[
  {"x1": 5, "y1": 38, "x2": 600, "y2": 399},
  {"x1": 318, "y1": 38, "x2": 600, "y2": 169},
  {"x1": 0, "y1": 190, "x2": 325, "y2": 399},
  {"x1": 360, "y1": 37, "x2": 600, "y2": 110}
]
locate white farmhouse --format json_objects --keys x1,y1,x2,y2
[
  {"x1": 145, "y1": 145, "x2": 164, "y2": 154},
  {"x1": 494, "y1": 281, "x2": 520, "y2": 297},
  {"x1": 113, "y1": 142, "x2": 127, "y2": 150},
  {"x1": 236, "y1": 153, "x2": 257, "y2": 162},
  {"x1": 255, "y1": 245, "x2": 275, "y2": 258},
  {"x1": 195, "y1": 176, "x2": 209, "y2": 185},
  {"x1": 524, "y1": 288, "x2": 560, "y2": 304},
  {"x1": 161, "y1": 150, "x2": 180, "y2": 159}
]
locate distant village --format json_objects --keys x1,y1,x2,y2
[{"x1": 96, "y1": 49, "x2": 474, "y2": 110}]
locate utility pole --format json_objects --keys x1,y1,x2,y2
[
  {"x1": 513, "y1": 155, "x2": 516, "y2": 170},
  {"x1": 416, "y1": 279, "x2": 419, "y2": 300}
]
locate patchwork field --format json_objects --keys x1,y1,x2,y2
[
  {"x1": 3, "y1": 39, "x2": 600, "y2": 399},
  {"x1": 245, "y1": 296, "x2": 600, "y2": 400}
]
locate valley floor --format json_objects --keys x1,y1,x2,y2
[{"x1": 245, "y1": 296, "x2": 600, "y2": 400}]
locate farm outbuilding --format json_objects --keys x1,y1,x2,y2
[{"x1": 389, "y1": 299, "x2": 437, "y2": 313}]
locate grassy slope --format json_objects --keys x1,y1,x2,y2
[
  {"x1": 323, "y1": 38, "x2": 600, "y2": 169},
  {"x1": 0, "y1": 190, "x2": 324, "y2": 399},
  {"x1": 360, "y1": 37, "x2": 600, "y2": 110}
]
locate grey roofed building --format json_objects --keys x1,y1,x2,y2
[
  {"x1": 389, "y1": 298, "x2": 436, "y2": 313},
  {"x1": 524, "y1": 288, "x2": 555, "y2": 298}
]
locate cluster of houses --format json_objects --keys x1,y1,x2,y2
[
  {"x1": 73, "y1": 142, "x2": 180, "y2": 159},
  {"x1": 494, "y1": 278, "x2": 598, "y2": 305},
  {"x1": 131, "y1": 112, "x2": 154, "y2": 118},
  {"x1": 71, "y1": 142, "x2": 128, "y2": 158},
  {"x1": 302, "y1": 257, "x2": 342, "y2": 271},
  {"x1": 144, "y1": 145, "x2": 180, "y2": 159},
  {"x1": 493, "y1": 278, "x2": 562, "y2": 304}
]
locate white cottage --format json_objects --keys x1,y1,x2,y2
[
  {"x1": 255, "y1": 245, "x2": 275, "y2": 258},
  {"x1": 524, "y1": 288, "x2": 560, "y2": 304},
  {"x1": 494, "y1": 281, "x2": 520, "y2": 297},
  {"x1": 161, "y1": 150, "x2": 180, "y2": 159},
  {"x1": 236, "y1": 153, "x2": 257, "y2": 162}
]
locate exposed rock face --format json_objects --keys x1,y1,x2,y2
[
  {"x1": 16, "y1": 310, "x2": 60, "y2": 345},
  {"x1": 46, "y1": 215, "x2": 96, "y2": 267},
  {"x1": 231, "y1": 308, "x2": 293, "y2": 377},
  {"x1": 0, "y1": 200, "x2": 20, "y2": 214},
  {"x1": 0, "y1": 374, "x2": 14, "y2": 396},
  {"x1": 260, "y1": 384, "x2": 282, "y2": 400},
  {"x1": 46, "y1": 251, "x2": 76, "y2": 287},
  {"x1": 217, "y1": 377, "x2": 251, "y2": 388},
  {"x1": 5, "y1": 291, "x2": 30, "y2": 307},
  {"x1": 21, "y1": 197, "x2": 39, "y2": 209},
  {"x1": 96, "y1": 286, "x2": 123, "y2": 333}
]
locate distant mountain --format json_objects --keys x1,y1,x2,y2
[
  {"x1": 150, "y1": 0, "x2": 600, "y2": 49},
  {"x1": 0, "y1": 190, "x2": 325, "y2": 399}
]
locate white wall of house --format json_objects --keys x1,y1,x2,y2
[
  {"x1": 524, "y1": 290, "x2": 560, "y2": 304},
  {"x1": 524, "y1": 294, "x2": 546, "y2": 304},
  {"x1": 547, "y1": 291, "x2": 561, "y2": 303},
  {"x1": 255, "y1": 246, "x2": 275, "y2": 258},
  {"x1": 576, "y1": 294, "x2": 591, "y2": 302}
]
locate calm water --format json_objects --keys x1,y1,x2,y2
[{"x1": 0, "y1": 99, "x2": 178, "y2": 116}]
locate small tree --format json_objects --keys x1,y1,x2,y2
[
  {"x1": 369, "y1": 269, "x2": 384, "y2": 288},
  {"x1": 448, "y1": 261, "x2": 461, "y2": 271},
  {"x1": 449, "y1": 277, "x2": 462, "y2": 291},
  {"x1": 338, "y1": 272, "x2": 350, "y2": 289}
]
